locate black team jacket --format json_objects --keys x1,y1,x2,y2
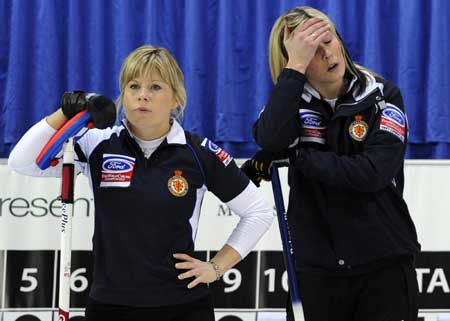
[{"x1": 253, "y1": 68, "x2": 420, "y2": 275}]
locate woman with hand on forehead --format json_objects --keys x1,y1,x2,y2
[
  {"x1": 242, "y1": 6, "x2": 420, "y2": 321},
  {"x1": 8, "y1": 45, "x2": 273, "y2": 321}
]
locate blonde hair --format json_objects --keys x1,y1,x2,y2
[
  {"x1": 117, "y1": 45, "x2": 187, "y2": 120},
  {"x1": 268, "y1": 6, "x2": 369, "y2": 94}
]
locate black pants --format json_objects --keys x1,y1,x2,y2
[
  {"x1": 85, "y1": 294, "x2": 215, "y2": 321},
  {"x1": 287, "y1": 260, "x2": 418, "y2": 321}
]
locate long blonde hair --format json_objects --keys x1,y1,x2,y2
[
  {"x1": 117, "y1": 45, "x2": 187, "y2": 120},
  {"x1": 268, "y1": 6, "x2": 369, "y2": 94}
]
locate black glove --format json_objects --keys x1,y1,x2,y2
[
  {"x1": 241, "y1": 159, "x2": 263, "y2": 187},
  {"x1": 240, "y1": 150, "x2": 289, "y2": 187},
  {"x1": 60, "y1": 91, "x2": 116, "y2": 129},
  {"x1": 61, "y1": 91, "x2": 88, "y2": 119}
]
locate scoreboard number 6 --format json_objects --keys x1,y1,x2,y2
[{"x1": 70, "y1": 267, "x2": 89, "y2": 292}]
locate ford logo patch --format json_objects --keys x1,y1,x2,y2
[
  {"x1": 102, "y1": 157, "x2": 135, "y2": 173},
  {"x1": 300, "y1": 111, "x2": 324, "y2": 128},
  {"x1": 303, "y1": 116, "x2": 323, "y2": 127},
  {"x1": 382, "y1": 105, "x2": 405, "y2": 126}
]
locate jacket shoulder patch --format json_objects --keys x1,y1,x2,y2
[
  {"x1": 379, "y1": 103, "x2": 406, "y2": 142},
  {"x1": 200, "y1": 138, "x2": 232, "y2": 166}
]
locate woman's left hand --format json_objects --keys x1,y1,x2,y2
[{"x1": 173, "y1": 253, "x2": 218, "y2": 289}]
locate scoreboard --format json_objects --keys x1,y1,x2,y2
[
  {"x1": 1, "y1": 250, "x2": 450, "y2": 321},
  {"x1": 0, "y1": 250, "x2": 289, "y2": 320}
]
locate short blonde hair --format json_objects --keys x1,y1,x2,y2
[
  {"x1": 117, "y1": 45, "x2": 186, "y2": 120},
  {"x1": 268, "y1": 6, "x2": 368, "y2": 94}
]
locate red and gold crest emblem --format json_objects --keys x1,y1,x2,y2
[
  {"x1": 349, "y1": 115, "x2": 369, "y2": 141},
  {"x1": 168, "y1": 170, "x2": 189, "y2": 197}
]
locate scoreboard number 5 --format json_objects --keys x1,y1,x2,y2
[{"x1": 20, "y1": 267, "x2": 38, "y2": 292}]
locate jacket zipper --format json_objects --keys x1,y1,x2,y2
[{"x1": 333, "y1": 89, "x2": 382, "y2": 119}]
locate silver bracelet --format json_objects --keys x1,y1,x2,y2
[{"x1": 209, "y1": 260, "x2": 222, "y2": 281}]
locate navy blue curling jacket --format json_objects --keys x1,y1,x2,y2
[{"x1": 254, "y1": 68, "x2": 420, "y2": 275}]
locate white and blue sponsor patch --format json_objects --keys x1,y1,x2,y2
[
  {"x1": 299, "y1": 109, "x2": 327, "y2": 144},
  {"x1": 100, "y1": 154, "x2": 136, "y2": 187},
  {"x1": 201, "y1": 138, "x2": 232, "y2": 166},
  {"x1": 380, "y1": 103, "x2": 406, "y2": 142}
]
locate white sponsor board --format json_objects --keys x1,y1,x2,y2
[
  {"x1": 1, "y1": 160, "x2": 450, "y2": 320},
  {"x1": 1, "y1": 160, "x2": 450, "y2": 252}
]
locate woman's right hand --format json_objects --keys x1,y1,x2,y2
[
  {"x1": 61, "y1": 91, "x2": 89, "y2": 119},
  {"x1": 284, "y1": 17, "x2": 331, "y2": 74},
  {"x1": 240, "y1": 150, "x2": 290, "y2": 187},
  {"x1": 45, "y1": 91, "x2": 88, "y2": 130}
]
